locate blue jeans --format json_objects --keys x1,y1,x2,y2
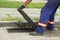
[
  {"x1": 39, "y1": 0, "x2": 60, "y2": 24},
  {"x1": 36, "y1": 0, "x2": 60, "y2": 33}
]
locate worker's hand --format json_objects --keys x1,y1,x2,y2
[{"x1": 17, "y1": 5, "x2": 25, "y2": 11}]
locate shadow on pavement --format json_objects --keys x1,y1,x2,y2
[
  {"x1": 7, "y1": 28, "x2": 60, "y2": 38},
  {"x1": 7, "y1": 21, "x2": 60, "y2": 38},
  {"x1": 7, "y1": 28, "x2": 34, "y2": 33}
]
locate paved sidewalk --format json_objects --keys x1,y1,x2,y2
[
  {"x1": 0, "y1": 8, "x2": 60, "y2": 40},
  {"x1": 0, "y1": 8, "x2": 60, "y2": 21},
  {"x1": 0, "y1": 27, "x2": 60, "y2": 40}
]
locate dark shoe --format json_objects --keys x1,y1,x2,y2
[
  {"x1": 29, "y1": 31, "x2": 44, "y2": 36},
  {"x1": 46, "y1": 24, "x2": 54, "y2": 31},
  {"x1": 46, "y1": 27, "x2": 54, "y2": 31},
  {"x1": 29, "y1": 26, "x2": 45, "y2": 36}
]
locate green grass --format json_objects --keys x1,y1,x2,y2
[
  {"x1": 0, "y1": 1, "x2": 45, "y2": 8},
  {"x1": 26, "y1": 2, "x2": 45, "y2": 8},
  {"x1": 0, "y1": 0, "x2": 60, "y2": 8},
  {"x1": 0, "y1": 1, "x2": 60, "y2": 8},
  {"x1": 0, "y1": 1, "x2": 22, "y2": 8}
]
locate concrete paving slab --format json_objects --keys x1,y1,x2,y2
[
  {"x1": 0, "y1": 27, "x2": 60, "y2": 40},
  {"x1": 0, "y1": 8, "x2": 60, "y2": 21},
  {"x1": 8, "y1": 30, "x2": 60, "y2": 40},
  {"x1": 0, "y1": 27, "x2": 8, "y2": 40}
]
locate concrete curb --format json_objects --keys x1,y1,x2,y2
[
  {"x1": 0, "y1": 21, "x2": 37, "y2": 29},
  {"x1": 0, "y1": 21, "x2": 60, "y2": 29}
]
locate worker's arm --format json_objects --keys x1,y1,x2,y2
[
  {"x1": 23, "y1": 0, "x2": 32, "y2": 6},
  {"x1": 18, "y1": 0, "x2": 32, "y2": 10}
]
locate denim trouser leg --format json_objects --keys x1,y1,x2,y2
[{"x1": 39, "y1": 2, "x2": 60, "y2": 25}]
